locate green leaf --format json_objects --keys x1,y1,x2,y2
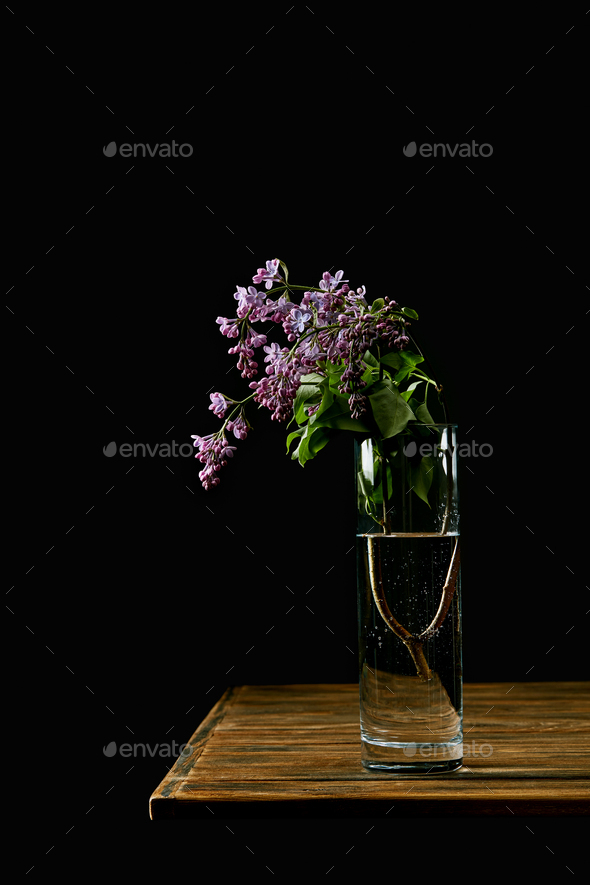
[
  {"x1": 414, "y1": 402, "x2": 435, "y2": 424},
  {"x1": 408, "y1": 455, "x2": 434, "y2": 507},
  {"x1": 359, "y1": 457, "x2": 375, "y2": 491},
  {"x1": 328, "y1": 415, "x2": 373, "y2": 432},
  {"x1": 310, "y1": 386, "x2": 336, "y2": 423},
  {"x1": 291, "y1": 424, "x2": 309, "y2": 464},
  {"x1": 293, "y1": 375, "x2": 324, "y2": 425},
  {"x1": 308, "y1": 425, "x2": 332, "y2": 456},
  {"x1": 299, "y1": 372, "x2": 325, "y2": 383},
  {"x1": 362, "y1": 349, "x2": 380, "y2": 369},
  {"x1": 372, "y1": 457, "x2": 394, "y2": 508},
  {"x1": 402, "y1": 380, "x2": 423, "y2": 401},
  {"x1": 278, "y1": 259, "x2": 289, "y2": 285},
  {"x1": 368, "y1": 379, "x2": 416, "y2": 439},
  {"x1": 401, "y1": 307, "x2": 419, "y2": 320},
  {"x1": 293, "y1": 423, "x2": 332, "y2": 466},
  {"x1": 394, "y1": 366, "x2": 414, "y2": 383},
  {"x1": 394, "y1": 352, "x2": 425, "y2": 383},
  {"x1": 286, "y1": 427, "x2": 305, "y2": 453},
  {"x1": 358, "y1": 363, "x2": 380, "y2": 393},
  {"x1": 399, "y1": 350, "x2": 424, "y2": 367},
  {"x1": 312, "y1": 399, "x2": 372, "y2": 432},
  {"x1": 380, "y1": 352, "x2": 402, "y2": 370},
  {"x1": 328, "y1": 370, "x2": 345, "y2": 393},
  {"x1": 325, "y1": 359, "x2": 345, "y2": 375},
  {"x1": 357, "y1": 470, "x2": 380, "y2": 522},
  {"x1": 357, "y1": 469, "x2": 370, "y2": 510},
  {"x1": 371, "y1": 297, "x2": 385, "y2": 313}
]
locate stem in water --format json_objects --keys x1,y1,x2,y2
[{"x1": 366, "y1": 535, "x2": 460, "y2": 682}]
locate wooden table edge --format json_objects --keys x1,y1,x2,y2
[
  {"x1": 149, "y1": 683, "x2": 590, "y2": 820},
  {"x1": 149, "y1": 685, "x2": 242, "y2": 820},
  {"x1": 150, "y1": 791, "x2": 590, "y2": 820}
]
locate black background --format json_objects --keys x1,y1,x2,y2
[{"x1": 6, "y1": 1, "x2": 588, "y2": 878}]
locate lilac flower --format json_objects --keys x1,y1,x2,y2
[
  {"x1": 289, "y1": 308, "x2": 311, "y2": 335},
  {"x1": 263, "y1": 294, "x2": 292, "y2": 324},
  {"x1": 252, "y1": 259, "x2": 282, "y2": 290},
  {"x1": 208, "y1": 392, "x2": 230, "y2": 418},
  {"x1": 193, "y1": 431, "x2": 241, "y2": 490},
  {"x1": 322, "y1": 333, "x2": 345, "y2": 361},
  {"x1": 299, "y1": 290, "x2": 322, "y2": 309},
  {"x1": 249, "y1": 361, "x2": 301, "y2": 422},
  {"x1": 226, "y1": 340, "x2": 259, "y2": 377},
  {"x1": 237, "y1": 350, "x2": 258, "y2": 379},
  {"x1": 247, "y1": 327, "x2": 267, "y2": 349},
  {"x1": 216, "y1": 316, "x2": 240, "y2": 338},
  {"x1": 297, "y1": 340, "x2": 326, "y2": 369},
  {"x1": 191, "y1": 433, "x2": 214, "y2": 451},
  {"x1": 263, "y1": 342, "x2": 282, "y2": 364},
  {"x1": 348, "y1": 391, "x2": 367, "y2": 420},
  {"x1": 306, "y1": 343, "x2": 327, "y2": 361},
  {"x1": 234, "y1": 285, "x2": 266, "y2": 318},
  {"x1": 319, "y1": 269, "x2": 349, "y2": 293},
  {"x1": 226, "y1": 411, "x2": 250, "y2": 440}
]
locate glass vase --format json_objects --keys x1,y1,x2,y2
[{"x1": 355, "y1": 424, "x2": 462, "y2": 773}]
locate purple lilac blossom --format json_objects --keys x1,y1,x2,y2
[
  {"x1": 247, "y1": 327, "x2": 267, "y2": 349},
  {"x1": 216, "y1": 316, "x2": 240, "y2": 337},
  {"x1": 208, "y1": 392, "x2": 230, "y2": 418},
  {"x1": 192, "y1": 432, "x2": 238, "y2": 490},
  {"x1": 319, "y1": 269, "x2": 349, "y2": 293},
  {"x1": 249, "y1": 363, "x2": 301, "y2": 422},
  {"x1": 263, "y1": 342, "x2": 283, "y2": 367},
  {"x1": 252, "y1": 259, "x2": 282, "y2": 290},
  {"x1": 193, "y1": 261, "x2": 415, "y2": 488},
  {"x1": 299, "y1": 290, "x2": 321, "y2": 309},
  {"x1": 283, "y1": 307, "x2": 311, "y2": 341},
  {"x1": 226, "y1": 411, "x2": 250, "y2": 440},
  {"x1": 234, "y1": 285, "x2": 266, "y2": 319},
  {"x1": 263, "y1": 294, "x2": 292, "y2": 324},
  {"x1": 298, "y1": 340, "x2": 327, "y2": 369}
]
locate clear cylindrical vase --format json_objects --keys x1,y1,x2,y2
[{"x1": 355, "y1": 424, "x2": 462, "y2": 773}]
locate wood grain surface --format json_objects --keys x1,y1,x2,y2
[{"x1": 149, "y1": 682, "x2": 590, "y2": 819}]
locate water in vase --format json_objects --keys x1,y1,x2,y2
[{"x1": 357, "y1": 532, "x2": 463, "y2": 772}]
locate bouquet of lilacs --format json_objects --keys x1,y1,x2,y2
[
  {"x1": 192, "y1": 259, "x2": 449, "y2": 526},
  {"x1": 193, "y1": 259, "x2": 460, "y2": 685}
]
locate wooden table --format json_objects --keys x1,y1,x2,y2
[{"x1": 149, "y1": 682, "x2": 590, "y2": 818}]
